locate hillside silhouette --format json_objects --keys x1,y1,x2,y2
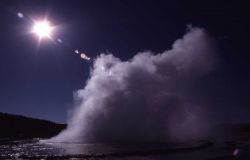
[{"x1": 0, "y1": 112, "x2": 66, "y2": 140}]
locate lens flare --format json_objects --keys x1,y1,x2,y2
[
  {"x1": 80, "y1": 53, "x2": 91, "y2": 61},
  {"x1": 17, "y1": 12, "x2": 24, "y2": 18},
  {"x1": 74, "y1": 50, "x2": 79, "y2": 54}
]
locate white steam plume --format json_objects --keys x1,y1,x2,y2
[{"x1": 48, "y1": 28, "x2": 216, "y2": 143}]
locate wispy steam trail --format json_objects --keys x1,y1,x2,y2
[{"x1": 48, "y1": 28, "x2": 216, "y2": 143}]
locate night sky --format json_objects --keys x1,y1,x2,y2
[{"x1": 0, "y1": 0, "x2": 249, "y2": 123}]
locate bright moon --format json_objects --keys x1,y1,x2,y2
[{"x1": 32, "y1": 20, "x2": 52, "y2": 39}]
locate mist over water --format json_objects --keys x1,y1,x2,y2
[{"x1": 48, "y1": 28, "x2": 216, "y2": 144}]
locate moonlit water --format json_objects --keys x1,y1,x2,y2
[{"x1": 47, "y1": 28, "x2": 216, "y2": 144}]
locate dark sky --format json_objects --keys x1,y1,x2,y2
[{"x1": 0, "y1": 0, "x2": 249, "y2": 123}]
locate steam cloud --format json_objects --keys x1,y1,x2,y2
[{"x1": 49, "y1": 28, "x2": 216, "y2": 143}]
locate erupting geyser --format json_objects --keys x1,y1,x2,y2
[{"x1": 46, "y1": 28, "x2": 216, "y2": 144}]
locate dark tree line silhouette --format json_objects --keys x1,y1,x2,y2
[{"x1": 0, "y1": 112, "x2": 66, "y2": 139}]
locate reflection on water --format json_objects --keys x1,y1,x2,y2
[{"x1": 0, "y1": 139, "x2": 238, "y2": 159}]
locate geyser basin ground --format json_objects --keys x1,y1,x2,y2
[{"x1": 0, "y1": 139, "x2": 222, "y2": 159}]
